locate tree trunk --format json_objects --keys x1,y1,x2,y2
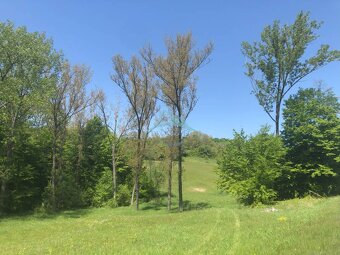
[
  {"x1": 134, "y1": 132, "x2": 143, "y2": 210},
  {"x1": 135, "y1": 170, "x2": 140, "y2": 210},
  {"x1": 275, "y1": 102, "x2": 281, "y2": 136},
  {"x1": 76, "y1": 142, "x2": 82, "y2": 186},
  {"x1": 51, "y1": 140, "x2": 57, "y2": 211},
  {"x1": 0, "y1": 179, "x2": 6, "y2": 213},
  {"x1": 112, "y1": 142, "x2": 117, "y2": 200},
  {"x1": 167, "y1": 159, "x2": 172, "y2": 211},
  {"x1": 130, "y1": 180, "x2": 135, "y2": 206},
  {"x1": 1, "y1": 117, "x2": 16, "y2": 213},
  {"x1": 178, "y1": 124, "x2": 183, "y2": 212}
]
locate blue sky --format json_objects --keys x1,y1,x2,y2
[{"x1": 1, "y1": 0, "x2": 339, "y2": 138}]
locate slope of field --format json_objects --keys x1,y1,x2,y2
[{"x1": 0, "y1": 157, "x2": 339, "y2": 254}]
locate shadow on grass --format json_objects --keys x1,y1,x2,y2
[
  {"x1": 183, "y1": 200, "x2": 212, "y2": 211},
  {"x1": 141, "y1": 200, "x2": 168, "y2": 211},
  {"x1": 35, "y1": 208, "x2": 91, "y2": 220},
  {"x1": 140, "y1": 198, "x2": 212, "y2": 212},
  {"x1": 0, "y1": 208, "x2": 92, "y2": 222}
]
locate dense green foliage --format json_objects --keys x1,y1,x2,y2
[
  {"x1": 280, "y1": 87, "x2": 340, "y2": 198},
  {"x1": 217, "y1": 88, "x2": 340, "y2": 206},
  {"x1": 217, "y1": 127, "x2": 288, "y2": 205},
  {"x1": 184, "y1": 131, "x2": 218, "y2": 158},
  {"x1": 0, "y1": 21, "x2": 61, "y2": 214},
  {"x1": 0, "y1": 23, "x2": 161, "y2": 214}
]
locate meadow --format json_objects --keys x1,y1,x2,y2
[{"x1": 0, "y1": 157, "x2": 339, "y2": 254}]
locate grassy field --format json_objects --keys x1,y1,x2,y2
[{"x1": 0, "y1": 157, "x2": 339, "y2": 254}]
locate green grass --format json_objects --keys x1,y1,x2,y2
[{"x1": 1, "y1": 157, "x2": 339, "y2": 254}]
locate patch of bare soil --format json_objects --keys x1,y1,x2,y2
[{"x1": 192, "y1": 187, "x2": 207, "y2": 192}]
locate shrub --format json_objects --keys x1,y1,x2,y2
[
  {"x1": 139, "y1": 161, "x2": 165, "y2": 201},
  {"x1": 116, "y1": 184, "x2": 131, "y2": 206},
  {"x1": 93, "y1": 169, "x2": 132, "y2": 207},
  {"x1": 93, "y1": 167, "x2": 113, "y2": 207},
  {"x1": 217, "y1": 127, "x2": 288, "y2": 205}
]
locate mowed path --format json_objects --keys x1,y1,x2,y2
[{"x1": 0, "y1": 157, "x2": 339, "y2": 254}]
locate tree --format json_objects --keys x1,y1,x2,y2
[
  {"x1": 241, "y1": 12, "x2": 340, "y2": 135},
  {"x1": 217, "y1": 127, "x2": 288, "y2": 205},
  {"x1": 280, "y1": 86, "x2": 340, "y2": 197},
  {"x1": 111, "y1": 55, "x2": 158, "y2": 210},
  {"x1": 0, "y1": 21, "x2": 61, "y2": 213},
  {"x1": 162, "y1": 112, "x2": 177, "y2": 211},
  {"x1": 46, "y1": 62, "x2": 95, "y2": 211},
  {"x1": 184, "y1": 131, "x2": 217, "y2": 158},
  {"x1": 97, "y1": 91, "x2": 131, "y2": 201},
  {"x1": 142, "y1": 33, "x2": 213, "y2": 211}
]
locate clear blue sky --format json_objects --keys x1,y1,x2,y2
[{"x1": 1, "y1": 0, "x2": 339, "y2": 138}]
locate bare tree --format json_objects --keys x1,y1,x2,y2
[
  {"x1": 47, "y1": 62, "x2": 96, "y2": 211},
  {"x1": 97, "y1": 91, "x2": 132, "y2": 200},
  {"x1": 142, "y1": 32, "x2": 213, "y2": 211},
  {"x1": 111, "y1": 55, "x2": 157, "y2": 210}
]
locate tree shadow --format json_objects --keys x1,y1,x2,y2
[
  {"x1": 34, "y1": 208, "x2": 91, "y2": 220},
  {"x1": 0, "y1": 208, "x2": 92, "y2": 222},
  {"x1": 140, "y1": 198, "x2": 212, "y2": 212},
  {"x1": 140, "y1": 200, "x2": 168, "y2": 211},
  {"x1": 183, "y1": 200, "x2": 211, "y2": 211}
]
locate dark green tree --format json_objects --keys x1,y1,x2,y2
[
  {"x1": 0, "y1": 21, "x2": 61, "y2": 213},
  {"x1": 280, "y1": 87, "x2": 340, "y2": 197}
]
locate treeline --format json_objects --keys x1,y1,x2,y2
[
  {"x1": 0, "y1": 21, "x2": 214, "y2": 214},
  {"x1": 217, "y1": 12, "x2": 340, "y2": 205}
]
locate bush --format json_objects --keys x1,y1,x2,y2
[
  {"x1": 93, "y1": 169, "x2": 132, "y2": 207},
  {"x1": 93, "y1": 167, "x2": 113, "y2": 207},
  {"x1": 217, "y1": 127, "x2": 288, "y2": 205},
  {"x1": 139, "y1": 161, "x2": 165, "y2": 201},
  {"x1": 116, "y1": 184, "x2": 131, "y2": 206}
]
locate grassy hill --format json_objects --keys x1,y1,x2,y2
[{"x1": 0, "y1": 157, "x2": 339, "y2": 254}]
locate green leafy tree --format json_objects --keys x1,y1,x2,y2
[
  {"x1": 184, "y1": 131, "x2": 217, "y2": 158},
  {"x1": 280, "y1": 87, "x2": 340, "y2": 197},
  {"x1": 242, "y1": 12, "x2": 340, "y2": 135},
  {"x1": 0, "y1": 21, "x2": 61, "y2": 213},
  {"x1": 217, "y1": 127, "x2": 288, "y2": 205}
]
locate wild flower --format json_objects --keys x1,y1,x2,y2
[{"x1": 278, "y1": 216, "x2": 287, "y2": 222}]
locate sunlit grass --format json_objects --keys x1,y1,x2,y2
[{"x1": 0, "y1": 157, "x2": 339, "y2": 254}]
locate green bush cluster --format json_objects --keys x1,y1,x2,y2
[{"x1": 217, "y1": 88, "x2": 340, "y2": 206}]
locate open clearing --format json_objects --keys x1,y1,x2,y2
[{"x1": 0, "y1": 157, "x2": 339, "y2": 254}]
